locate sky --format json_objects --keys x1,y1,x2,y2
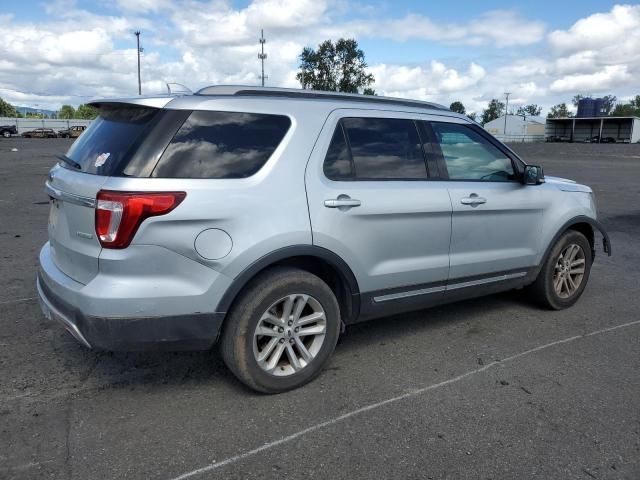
[{"x1": 0, "y1": 0, "x2": 639, "y2": 115}]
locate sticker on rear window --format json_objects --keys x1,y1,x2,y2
[{"x1": 95, "y1": 152, "x2": 110, "y2": 167}]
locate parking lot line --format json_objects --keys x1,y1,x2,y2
[{"x1": 170, "y1": 318, "x2": 640, "y2": 480}]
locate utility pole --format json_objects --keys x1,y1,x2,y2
[
  {"x1": 258, "y1": 29, "x2": 268, "y2": 87},
  {"x1": 503, "y1": 92, "x2": 511, "y2": 135},
  {"x1": 135, "y1": 31, "x2": 142, "y2": 95}
]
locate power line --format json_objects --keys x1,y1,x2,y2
[{"x1": 258, "y1": 29, "x2": 268, "y2": 87}]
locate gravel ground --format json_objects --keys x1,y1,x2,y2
[{"x1": 1, "y1": 138, "x2": 639, "y2": 480}]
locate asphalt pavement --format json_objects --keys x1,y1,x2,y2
[{"x1": 1, "y1": 138, "x2": 639, "y2": 479}]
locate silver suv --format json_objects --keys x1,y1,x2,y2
[{"x1": 38, "y1": 86, "x2": 611, "y2": 392}]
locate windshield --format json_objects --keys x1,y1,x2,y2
[{"x1": 65, "y1": 104, "x2": 160, "y2": 175}]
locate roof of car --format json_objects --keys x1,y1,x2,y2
[
  {"x1": 195, "y1": 85, "x2": 449, "y2": 112},
  {"x1": 89, "y1": 85, "x2": 451, "y2": 114}
]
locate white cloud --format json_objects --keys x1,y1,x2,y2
[{"x1": 0, "y1": 2, "x2": 637, "y2": 118}]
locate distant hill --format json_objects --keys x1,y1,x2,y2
[{"x1": 15, "y1": 106, "x2": 58, "y2": 117}]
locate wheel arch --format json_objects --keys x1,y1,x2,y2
[
  {"x1": 215, "y1": 246, "x2": 361, "y2": 327},
  {"x1": 540, "y1": 216, "x2": 611, "y2": 270}
]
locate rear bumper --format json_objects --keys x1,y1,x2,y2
[
  {"x1": 37, "y1": 274, "x2": 223, "y2": 350},
  {"x1": 37, "y1": 243, "x2": 226, "y2": 351}
]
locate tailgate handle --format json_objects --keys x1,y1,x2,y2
[{"x1": 44, "y1": 181, "x2": 96, "y2": 208}]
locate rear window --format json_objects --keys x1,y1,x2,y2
[
  {"x1": 151, "y1": 111, "x2": 291, "y2": 179},
  {"x1": 65, "y1": 105, "x2": 160, "y2": 175}
]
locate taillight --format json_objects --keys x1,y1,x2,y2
[{"x1": 95, "y1": 191, "x2": 186, "y2": 249}]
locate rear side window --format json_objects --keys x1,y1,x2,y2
[
  {"x1": 323, "y1": 118, "x2": 427, "y2": 180},
  {"x1": 430, "y1": 122, "x2": 515, "y2": 181},
  {"x1": 151, "y1": 111, "x2": 291, "y2": 179},
  {"x1": 66, "y1": 105, "x2": 160, "y2": 175}
]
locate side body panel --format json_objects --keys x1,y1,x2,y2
[{"x1": 304, "y1": 108, "x2": 453, "y2": 295}]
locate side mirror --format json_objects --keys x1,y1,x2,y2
[{"x1": 523, "y1": 164, "x2": 545, "y2": 185}]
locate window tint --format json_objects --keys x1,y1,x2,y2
[
  {"x1": 66, "y1": 105, "x2": 160, "y2": 175},
  {"x1": 152, "y1": 111, "x2": 291, "y2": 179},
  {"x1": 323, "y1": 125, "x2": 353, "y2": 180},
  {"x1": 339, "y1": 117, "x2": 427, "y2": 180},
  {"x1": 430, "y1": 122, "x2": 514, "y2": 181}
]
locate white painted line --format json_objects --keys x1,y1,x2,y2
[
  {"x1": 170, "y1": 319, "x2": 640, "y2": 480},
  {"x1": 0, "y1": 296, "x2": 37, "y2": 305}
]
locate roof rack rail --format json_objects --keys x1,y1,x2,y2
[{"x1": 194, "y1": 85, "x2": 449, "y2": 111}]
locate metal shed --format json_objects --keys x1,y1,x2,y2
[{"x1": 545, "y1": 116, "x2": 640, "y2": 143}]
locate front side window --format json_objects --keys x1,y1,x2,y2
[
  {"x1": 323, "y1": 117, "x2": 427, "y2": 180},
  {"x1": 430, "y1": 122, "x2": 514, "y2": 181},
  {"x1": 152, "y1": 111, "x2": 291, "y2": 179}
]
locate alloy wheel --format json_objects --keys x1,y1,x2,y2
[
  {"x1": 253, "y1": 294, "x2": 327, "y2": 376},
  {"x1": 553, "y1": 243, "x2": 586, "y2": 298}
]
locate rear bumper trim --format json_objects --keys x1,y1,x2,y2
[
  {"x1": 37, "y1": 276, "x2": 92, "y2": 348},
  {"x1": 37, "y1": 272, "x2": 224, "y2": 351}
]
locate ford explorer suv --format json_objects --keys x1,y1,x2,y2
[{"x1": 37, "y1": 86, "x2": 611, "y2": 393}]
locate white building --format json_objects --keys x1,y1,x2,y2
[{"x1": 483, "y1": 115, "x2": 545, "y2": 142}]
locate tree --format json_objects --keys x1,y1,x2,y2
[
  {"x1": 601, "y1": 94, "x2": 616, "y2": 114},
  {"x1": 0, "y1": 97, "x2": 18, "y2": 117},
  {"x1": 611, "y1": 95, "x2": 640, "y2": 116},
  {"x1": 480, "y1": 99, "x2": 505, "y2": 125},
  {"x1": 547, "y1": 103, "x2": 572, "y2": 118},
  {"x1": 467, "y1": 112, "x2": 478, "y2": 122},
  {"x1": 58, "y1": 105, "x2": 76, "y2": 119},
  {"x1": 572, "y1": 94, "x2": 584, "y2": 107},
  {"x1": 449, "y1": 101, "x2": 466, "y2": 114},
  {"x1": 75, "y1": 104, "x2": 98, "y2": 119},
  {"x1": 362, "y1": 87, "x2": 376, "y2": 96},
  {"x1": 296, "y1": 38, "x2": 375, "y2": 94},
  {"x1": 516, "y1": 104, "x2": 542, "y2": 116}
]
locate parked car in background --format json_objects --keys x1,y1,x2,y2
[
  {"x1": 546, "y1": 135, "x2": 568, "y2": 142},
  {"x1": 22, "y1": 128, "x2": 58, "y2": 138},
  {"x1": 586, "y1": 135, "x2": 617, "y2": 143},
  {"x1": 0, "y1": 125, "x2": 18, "y2": 138},
  {"x1": 37, "y1": 86, "x2": 612, "y2": 393},
  {"x1": 57, "y1": 125, "x2": 86, "y2": 138}
]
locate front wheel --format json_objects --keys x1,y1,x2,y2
[
  {"x1": 529, "y1": 230, "x2": 592, "y2": 309},
  {"x1": 220, "y1": 267, "x2": 341, "y2": 393},
  {"x1": 2, "y1": 131, "x2": 10, "y2": 138}
]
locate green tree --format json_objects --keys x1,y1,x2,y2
[
  {"x1": 480, "y1": 99, "x2": 505, "y2": 125},
  {"x1": 572, "y1": 94, "x2": 584, "y2": 107},
  {"x1": 601, "y1": 94, "x2": 617, "y2": 114},
  {"x1": 547, "y1": 103, "x2": 572, "y2": 118},
  {"x1": 58, "y1": 105, "x2": 76, "y2": 119},
  {"x1": 362, "y1": 87, "x2": 376, "y2": 95},
  {"x1": 0, "y1": 97, "x2": 18, "y2": 117},
  {"x1": 449, "y1": 101, "x2": 466, "y2": 114},
  {"x1": 75, "y1": 104, "x2": 98, "y2": 119},
  {"x1": 611, "y1": 95, "x2": 640, "y2": 116},
  {"x1": 296, "y1": 38, "x2": 375, "y2": 94},
  {"x1": 516, "y1": 104, "x2": 542, "y2": 116},
  {"x1": 467, "y1": 112, "x2": 478, "y2": 122}
]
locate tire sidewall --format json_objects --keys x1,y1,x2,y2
[
  {"x1": 543, "y1": 231, "x2": 592, "y2": 309},
  {"x1": 224, "y1": 268, "x2": 341, "y2": 393}
]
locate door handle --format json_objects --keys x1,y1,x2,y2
[
  {"x1": 460, "y1": 193, "x2": 487, "y2": 206},
  {"x1": 324, "y1": 196, "x2": 361, "y2": 209}
]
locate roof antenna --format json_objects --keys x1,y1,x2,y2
[
  {"x1": 258, "y1": 29, "x2": 268, "y2": 87},
  {"x1": 166, "y1": 83, "x2": 193, "y2": 95}
]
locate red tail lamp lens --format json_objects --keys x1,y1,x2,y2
[{"x1": 95, "y1": 191, "x2": 186, "y2": 248}]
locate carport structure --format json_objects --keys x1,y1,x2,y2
[{"x1": 546, "y1": 116, "x2": 640, "y2": 143}]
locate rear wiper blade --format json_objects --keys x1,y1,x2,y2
[{"x1": 56, "y1": 154, "x2": 81, "y2": 170}]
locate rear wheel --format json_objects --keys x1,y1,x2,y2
[
  {"x1": 2, "y1": 130, "x2": 10, "y2": 138},
  {"x1": 529, "y1": 230, "x2": 592, "y2": 309},
  {"x1": 220, "y1": 267, "x2": 341, "y2": 393}
]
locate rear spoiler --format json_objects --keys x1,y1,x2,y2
[{"x1": 88, "y1": 96, "x2": 176, "y2": 110}]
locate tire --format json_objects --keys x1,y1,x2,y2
[
  {"x1": 2, "y1": 130, "x2": 10, "y2": 138},
  {"x1": 529, "y1": 230, "x2": 592, "y2": 310},
  {"x1": 220, "y1": 266, "x2": 341, "y2": 393}
]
